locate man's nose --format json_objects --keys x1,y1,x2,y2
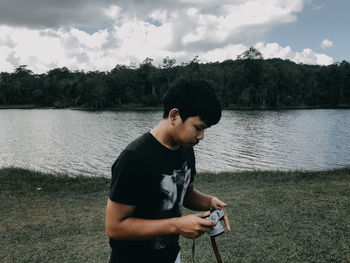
[{"x1": 196, "y1": 130, "x2": 204, "y2": 140}]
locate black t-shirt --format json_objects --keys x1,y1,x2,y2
[{"x1": 109, "y1": 132, "x2": 196, "y2": 263}]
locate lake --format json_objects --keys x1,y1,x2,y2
[{"x1": 0, "y1": 109, "x2": 349, "y2": 177}]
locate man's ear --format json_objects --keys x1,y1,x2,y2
[{"x1": 168, "y1": 108, "x2": 180, "y2": 124}]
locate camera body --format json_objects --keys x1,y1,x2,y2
[{"x1": 204, "y1": 209, "x2": 225, "y2": 237}]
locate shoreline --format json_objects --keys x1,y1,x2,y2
[
  {"x1": 1, "y1": 165, "x2": 350, "y2": 178},
  {"x1": 1, "y1": 104, "x2": 350, "y2": 110}
]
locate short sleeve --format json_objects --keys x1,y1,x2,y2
[{"x1": 109, "y1": 150, "x2": 143, "y2": 205}]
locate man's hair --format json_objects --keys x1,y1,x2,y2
[{"x1": 162, "y1": 78, "x2": 221, "y2": 127}]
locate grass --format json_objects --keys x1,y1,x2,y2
[{"x1": 1, "y1": 167, "x2": 350, "y2": 263}]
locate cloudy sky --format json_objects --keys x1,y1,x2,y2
[{"x1": 0, "y1": 0, "x2": 348, "y2": 73}]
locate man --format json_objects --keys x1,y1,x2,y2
[{"x1": 105, "y1": 78, "x2": 230, "y2": 263}]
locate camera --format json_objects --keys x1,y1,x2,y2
[{"x1": 204, "y1": 209, "x2": 225, "y2": 237}]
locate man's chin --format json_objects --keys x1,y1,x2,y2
[{"x1": 181, "y1": 142, "x2": 198, "y2": 148}]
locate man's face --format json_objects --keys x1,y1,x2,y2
[{"x1": 172, "y1": 116, "x2": 208, "y2": 148}]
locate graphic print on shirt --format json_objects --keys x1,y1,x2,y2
[{"x1": 152, "y1": 162, "x2": 191, "y2": 250}]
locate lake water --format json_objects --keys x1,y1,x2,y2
[{"x1": 0, "y1": 109, "x2": 349, "y2": 177}]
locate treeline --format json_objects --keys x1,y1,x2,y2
[{"x1": 0, "y1": 48, "x2": 349, "y2": 109}]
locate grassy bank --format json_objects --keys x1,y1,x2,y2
[{"x1": 1, "y1": 167, "x2": 350, "y2": 262}]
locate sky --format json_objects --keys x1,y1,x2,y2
[{"x1": 0, "y1": 0, "x2": 348, "y2": 74}]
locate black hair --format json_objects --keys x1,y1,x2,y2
[{"x1": 162, "y1": 78, "x2": 221, "y2": 127}]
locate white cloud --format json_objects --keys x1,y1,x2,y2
[
  {"x1": 320, "y1": 38, "x2": 333, "y2": 49},
  {"x1": 104, "y1": 5, "x2": 121, "y2": 20},
  {"x1": 187, "y1": 42, "x2": 334, "y2": 66},
  {"x1": 199, "y1": 44, "x2": 247, "y2": 62},
  {"x1": 313, "y1": 3, "x2": 326, "y2": 11},
  {"x1": 314, "y1": 53, "x2": 334, "y2": 65},
  {"x1": 255, "y1": 42, "x2": 334, "y2": 65},
  {"x1": 0, "y1": 0, "x2": 334, "y2": 73}
]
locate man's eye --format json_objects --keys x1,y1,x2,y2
[{"x1": 195, "y1": 126, "x2": 202, "y2": 131}]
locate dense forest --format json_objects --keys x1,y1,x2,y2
[{"x1": 0, "y1": 48, "x2": 349, "y2": 109}]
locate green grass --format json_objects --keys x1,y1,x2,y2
[{"x1": 1, "y1": 167, "x2": 350, "y2": 263}]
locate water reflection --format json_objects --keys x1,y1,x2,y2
[{"x1": 0, "y1": 109, "x2": 349, "y2": 177}]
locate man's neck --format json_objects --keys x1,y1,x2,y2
[{"x1": 150, "y1": 120, "x2": 179, "y2": 150}]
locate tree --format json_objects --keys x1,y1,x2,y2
[
  {"x1": 136, "y1": 58, "x2": 158, "y2": 105},
  {"x1": 161, "y1": 57, "x2": 176, "y2": 69},
  {"x1": 0, "y1": 72, "x2": 11, "y2": 104},
  {"x1": 1, "y1": 56, "x2": 350, "y2": 109},
  {"x1": 10, "y1": 65, "x2": 36, "y2": 104},
  {"x1": 237, "y1": 47, "x2": 263, "y2": 60}
]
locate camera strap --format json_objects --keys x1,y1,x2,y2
[
  {"x1": 191, "y1": 237, "x2": 223, "y2": 263},
  {"x1": 210, "y1": 236, "x2": 223, "y2": 263}
]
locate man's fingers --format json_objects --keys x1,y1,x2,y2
[
  {"x1": 216, "y1": 199, "x2": 227, "y2": 207},
  {"x1": 220, "y1": 202, "x2": 227, "y2": 207},
  {"x1": 224, "y1": 213, "x2": 231, "y2": 231},
  {"x1": 222, "y1": 207, "x2": 231, "y2": 232},
  {"x1": 195, "y1": 212, "x2": 217, "y2": 227},
  {"x1": 199, "y1": 217, "x2": 217, "y2": 227},
  {"x1": 196, "y1": 211, "x2": 210, "y2": 218},
  {"x1": 200, "y1": 226, "x2": 214, "y2": 233},
  {"x1": 210, "y1": 197, "x2": 227, "y2": 210}
]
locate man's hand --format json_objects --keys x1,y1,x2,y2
[
  {"x1": 174, "y1": 211, "x2": 216, "y2": 239},
  {"x1": 210, "y1": 197, "x2": 231, "y2": 232}
]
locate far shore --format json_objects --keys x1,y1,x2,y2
[{"x1": 1, "y1": 104, "x2": 350, "y2": 111}]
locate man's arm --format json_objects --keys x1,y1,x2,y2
[
  {"x1": 105, "y1": 199, "x2": 216, "y2": 240},
  {"x1": 183, "y1": 183, "x2": 231, "y2": 231},
  {"x1": 183, "y1": 183, "x2": 213, "y2": 211}
]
